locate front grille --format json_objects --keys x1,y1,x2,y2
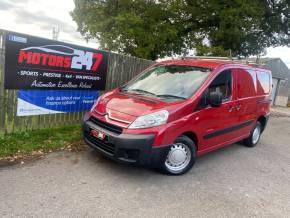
[
  {"x1": 89, "y1": 116, "x2": 123, "y2": 135},
  {"x1": 85, "y1": 131, "x2": 115, "y2": 155}
]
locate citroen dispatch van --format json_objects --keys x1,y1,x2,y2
[{"x1": 83, "y1": 59, "x2": 272, "y2": 175}]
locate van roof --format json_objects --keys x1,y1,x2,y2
[{"x1": 159, "y1": 59, "x2": 269, "y2": 71}]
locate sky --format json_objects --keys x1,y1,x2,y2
[{"x1": 0, "y1": 0, "x2": 289, "y2": 68}]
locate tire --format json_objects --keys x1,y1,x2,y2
[
  {"x1": 243, "y1": 121, "x2": 262, "y2": 147},
  {"x1": 160, "y1": 135, "x2": 196, "y2": 176}
]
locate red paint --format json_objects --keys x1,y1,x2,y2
[
  {"x1": 91, "y1": 53, "x2": 103, "y2": 71},
  {"x1": 18, "y1": 50, "x2": 72, "y2": 68},
  {"x1": 90, "y1": 59, "x2": 272, "y2": 156}
]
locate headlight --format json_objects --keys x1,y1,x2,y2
[
  {"x1": 90, "y1": 95, "x2": 101, "y2": 112},
  {"x1": 129, "y1": 110, "x2": 169, "y2": 129}
]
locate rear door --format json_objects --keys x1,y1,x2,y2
[{"x1": 196, "y1": 69, "x2": 240, "y2": 150}]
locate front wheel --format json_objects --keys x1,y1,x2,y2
[
  {"x1": 160, "y1": 135, "x2": 196, "y2": 175},
  {"x1": 243, "y1": 121, "x2": 262, "y2": 147}
]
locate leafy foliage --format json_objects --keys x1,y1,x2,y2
[{"x1": 71, "y1": 0, "x2": 290, "y2": 60}]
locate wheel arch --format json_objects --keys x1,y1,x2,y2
[
  {"x1": 181, "y1": 131, "x2": 199, "y2": 150},
  {"x1": 257, "y1": 115, "x2": 267, "y2": 132}
]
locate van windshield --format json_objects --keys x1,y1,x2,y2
[{"x1": 121, "y1": 65, "x2": 212, "y2": 100}]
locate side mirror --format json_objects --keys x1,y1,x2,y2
[{"x1": 209, "y1": 92, "x2": 222, "y2": 107}]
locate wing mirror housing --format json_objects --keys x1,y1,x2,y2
[{"x1": 209, "y1": 92, "x2": 223, "y2": 107}]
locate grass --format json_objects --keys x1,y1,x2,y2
[{"x1": 0, "y1": 124, "x2": 82, "y2": 159}]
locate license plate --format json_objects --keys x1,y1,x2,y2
[{"x1": 90, "y1": 129, "x2": 106, "y2": 140}]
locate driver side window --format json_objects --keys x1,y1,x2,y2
[{"x1": 197, "y1": 69, "x2": 232, "y2": 109}]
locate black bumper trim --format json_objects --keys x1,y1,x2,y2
[
  {"x1": 83, "y1": 119, "x2": 170, "y2": 166},
  {"x1": 204, "y1": 120, "x2": 254, "y2": 140}
]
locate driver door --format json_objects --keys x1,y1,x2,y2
[{"x1": 195, "y1": 69, "x2": 239, "y2": 150}]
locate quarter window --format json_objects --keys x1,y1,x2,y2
[{"x1": 257, "y1": 71, "x2": 270, "y2": 94}]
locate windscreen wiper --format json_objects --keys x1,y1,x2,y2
[
  {"x1": 119, "y1": 87, "x2": 128, "y2": 92},
  {"x1": 156, "y1": 94, "x2": 187, "y2": 100},
  {"x1": 128, "y1": 89, "x2": 156, "y2": 96}
]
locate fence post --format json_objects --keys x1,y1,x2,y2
[{"x1": 0, "y1": 30, "x2": 6, "y2": 135}]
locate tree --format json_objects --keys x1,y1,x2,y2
[{"x1": 71, "y1": 0, "x2": 290, "y2": 60}]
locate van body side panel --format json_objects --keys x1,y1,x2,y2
[
  {"x1": 235, "y1": 68, "x2": 272, "y2": 135},
  {"x1": 234, "y1": 68, "x2": 259, "y2": 136},
  {"x1": 256, "y1": 70, "x2": 272, "y2": 118}
]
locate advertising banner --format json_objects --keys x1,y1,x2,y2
[
  {"x1": 17, "y1": 90, "x2": 99, "y2": 116},
  {"x1": 5, "y1": 31, "x2": 109, "y2": 90}
]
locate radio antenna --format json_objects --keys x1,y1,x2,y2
[{"x1": 52, "y1": 25, "x2": 60, "y2": 41}]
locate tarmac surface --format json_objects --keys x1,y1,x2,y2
[{"x1": 1, "y1": 116, "x2": 290, "y2": 217}]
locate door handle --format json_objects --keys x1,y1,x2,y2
[
  {"x1": 236, "y1": 104, "x2": 241, "y2": 111},
  {"x1": 228, "y1": 105, "x2": 235, "y2": 112}
]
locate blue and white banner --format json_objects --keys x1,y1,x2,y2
[{"x1": 17, "y1": 90, "x2": 99, "y2": 116}]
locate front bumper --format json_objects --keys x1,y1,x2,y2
[{"x1": 83, "y1": 119, "x2": 170, "y2": 166}]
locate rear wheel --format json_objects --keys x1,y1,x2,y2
[
  {"x1": 160, "y1": 135, "x2": 196, "y2": 175},
  {"x1": 243, "y1": 121, "x2": 262, "y2": 147}
]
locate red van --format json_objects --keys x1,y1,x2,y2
[{"x1": 83, "y1": 59, "x2": 272, "y2": 175}]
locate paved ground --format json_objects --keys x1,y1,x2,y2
[
  {"x1": 271, "y1": 106, "x2": 290, "y2": 117},
  {"x1": 1, "y1": 116, "x2": 290, "y2": 218}
]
